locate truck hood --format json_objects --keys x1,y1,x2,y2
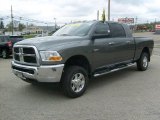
[{"x1": 15, "y1": 36, "x2": 86, "y2": 50}]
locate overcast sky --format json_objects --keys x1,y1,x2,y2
[{"x1": 0, "y1": 0, "x2": 159, "y2": 25}]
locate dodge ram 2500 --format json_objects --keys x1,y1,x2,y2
[{"x1": 11, "y1": 21, "x2": 154, "y2": 98}]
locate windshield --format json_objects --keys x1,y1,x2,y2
[{"x1": 53, "y1": 22, "x2": 94, "y2": 36}]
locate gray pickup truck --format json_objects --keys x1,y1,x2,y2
[{"x1": 11, "y1": 21, "x2": 154, "y2": 98}]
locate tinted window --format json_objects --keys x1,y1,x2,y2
[
  {"x1": 10, "y1": 36, "x2": 23, "y2": 38},
  {"x1": 3, "y1": 36, "x2": 9, "y2": 42},
  {"x1": 0, "y1": 36, "x2": 2, "y2": 42},
  {"x1": 94, "y1": 23, "x2": 109, "y2": 35},
  {"x1": 0, "y1": 36, "x2": 9, "y2": 42},
  {"x1": 10, "y1": 36, "x2": 24, "y2": 42},
  {"x1": 0, "y1": 36, "x2": 5, "y2": 42},
  {"x1": 109, "y1": 23, "x2": 126, "y2": 37}
]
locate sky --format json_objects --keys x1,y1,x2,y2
[{"x1": 0, "y1": 0, "x2": 160, "y2": 26}]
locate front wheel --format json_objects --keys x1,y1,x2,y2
[
  {"x1": 2, "y1": 49, "x2": 9, "y2": 59},
  {"x1": 61, "y1": 66, "x2": 89, "y2": 98},
  {"x1": 137, "y1": 52, "x2": 149, "y2": 71}
]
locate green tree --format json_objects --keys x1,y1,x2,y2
[
  {"x1": 0, "y1": 20, "x2": 4, "y2": 29},
  {"x1": 101, "y1": 9, "x2": 106, "y2": 22},
  {"x1": 18, "y1": 23, "x2": 26, "y2": 31},
  {"x1": 6, "y1": 22, "x2": 26, "y2": 31},
  {"x1": 6, "y1": 22, "x2": 12, "y2": 31}
]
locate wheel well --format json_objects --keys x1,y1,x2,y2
[
  {"x1": 64, "y1": 55, "x2": 91, "y2": 75},
  {"x1": 142, "y1": 47, "x2": 150, "y2": 61}
]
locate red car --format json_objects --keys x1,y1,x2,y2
[{"x1": 0, "y1": 35, "x2": 24, "y2": 58}]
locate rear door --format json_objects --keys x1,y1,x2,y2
[{"x1": 108, "y1": 23, "x2": 135, "y2": 63}]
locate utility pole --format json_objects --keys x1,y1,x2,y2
[
  {"x1": 135, "y1": 17, "x2": 138, "y2": 24},
  {"x1": 97, "y1": 10, "x2": 99, "y2": 20},
  {"x1": 11, "y1": 5, "x2": 14, "y2": 35},
  {"x1": 155, "y1": 18, "x2": 157, "y2": 24},
  {"x1": 134, "y1": 16, "x2": 138, "y2": 32},
  {"x1": 46, "y1": 23, "x2": 48, "y2": 36},
  {"x1": 108, "y1": 0, "x2": 111, "y2": 21},
  {"x1": 54, "y1": 18, "x2": 56, "y2": 31},
  {"x1": 26, "y1": 22, "x2": 28, "y2": 34},
  {"x1": 0, "y1": 18, "x2": 2, "y2": 29}
]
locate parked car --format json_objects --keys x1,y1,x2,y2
[
  {"x1": 11, "y1": 21, "x2": 154, "y2": 98},
  {"x1": 0, "y1": 35, "x2": 24, "y2": 58}
]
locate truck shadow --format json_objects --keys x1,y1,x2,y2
[
  {"x1": 20, "y1": 83, "x2": 67, "y2": 100},
  {"x1": 89, "y1": 66, "x2": 138, "y2": 90},
  {"x1": 17, "y1": 66, "x2": 139, "y2": 100}
]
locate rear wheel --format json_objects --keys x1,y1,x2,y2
[
  {"x1": 137, "y1": 52, "x2": 149, "y2": 71},
  {"x1": 2, "y1": 49, "x2": 9, "y2": 59},
  {"x1": 61, "y1": 66, "x2": 89, "y2": 98}
]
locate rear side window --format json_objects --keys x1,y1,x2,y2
[
  {"x1": 109, "y1": 23, "x2": 126, "y2": 38},
  {"x1": 3, "y1": 36, "x2": 9, "y2": 42},
  {"x1": 9, "y1": 36, "x2": 24, "y2": 42},
  {"x1": 94, "y1": 23, "x2": 109, "y2": 35},
  {"x1": 0, "y1": 36, "x2": 9, "y2": 42},
  {"x1": 0, "y1": 37, "x2": 2, "y2": 42}
]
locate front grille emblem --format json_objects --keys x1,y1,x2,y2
[{"x1": 19, "y1": 48, "x2": 24, "y2": 62}]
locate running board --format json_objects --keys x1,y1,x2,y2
[{"x1": 94, "y1": 63, "x2": 136, "y2": 77}]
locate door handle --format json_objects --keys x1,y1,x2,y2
[
  {"x1": 93, "y1": 49, "x2": 99, "y2": 52},
  {"x1": 108, "y1": 42, "x2": 115, "y2": 45},
  {"x1": 126, "y1": 41, "x2": 131, "y2": 44}
]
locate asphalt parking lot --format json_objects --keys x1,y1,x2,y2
[{"x1": 0, "y1": 32, "x2": 160, "y2": 120}]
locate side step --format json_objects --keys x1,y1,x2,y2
[{"x1": 94, "y1": 63, "x2": 136, "y2": 77}]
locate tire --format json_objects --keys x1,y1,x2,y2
[
  {"x1": 61, "y1": 66, "x2": 89, "y2": 98},
  {"x1": 137, "y1": 52, "x2": 149, "y2": 71},
  {"x1": 2, "y1": 49, "x2": 9, "y2": 59}
]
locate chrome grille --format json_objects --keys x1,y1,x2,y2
[{"x1": 13, "y1": 45, "x2": 38, "y2": 65}]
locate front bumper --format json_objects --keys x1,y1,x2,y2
[{"x1": 11, "y1": 61, "x2": 64, "y2": 82}]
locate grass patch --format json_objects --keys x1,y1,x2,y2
[{"x1": 23, "y1": 34, "x2": 36, "y2": 39}]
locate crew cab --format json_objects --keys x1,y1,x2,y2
[
  {"x1": 0, "y1": 35, "x2": 24, "y2": 58},
  {"x1": 11, "y1": 21, "x2": 154, "y2": 98}
]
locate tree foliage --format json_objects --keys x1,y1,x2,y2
[
  {"x1": 101, "y1": 9, "x2": 106, "y2": 22},
  {"x1": 6, "y1": 22, "x2": 26, "y2": 31},
  {"x1": 6, "y1": 22, "x2": 12, "y2": 31},
  {"x1": 18, "y1": 23, "x2": 26, "y2": 31},
  {"x1": 0, "y1": 20, "x2": 4, "y2": 29}
]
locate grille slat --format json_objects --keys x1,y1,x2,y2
[
  {"x1": 24, "y1": 56, "x2": 37, "y2": 63},
  {"x1": 14, "y1": 46, "x2": 37, "y2": 65},
  {"x1": 12, "y1": 66, "x2": 34, "y2": 74},
  {"x1": 23, "y1": 48, "x2": 35, "y2": 54}
]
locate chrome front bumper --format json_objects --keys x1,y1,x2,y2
[{"x1": 11, "y1": 61, "x2": 64, "y2": 82}]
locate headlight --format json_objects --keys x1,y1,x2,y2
[{"x1": 40, "y1": 51, "x2": 62, "y2": 61}]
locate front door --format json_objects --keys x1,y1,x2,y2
[{"x1": 92, "y1": 22, "x2": 115, "y2": 69}]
